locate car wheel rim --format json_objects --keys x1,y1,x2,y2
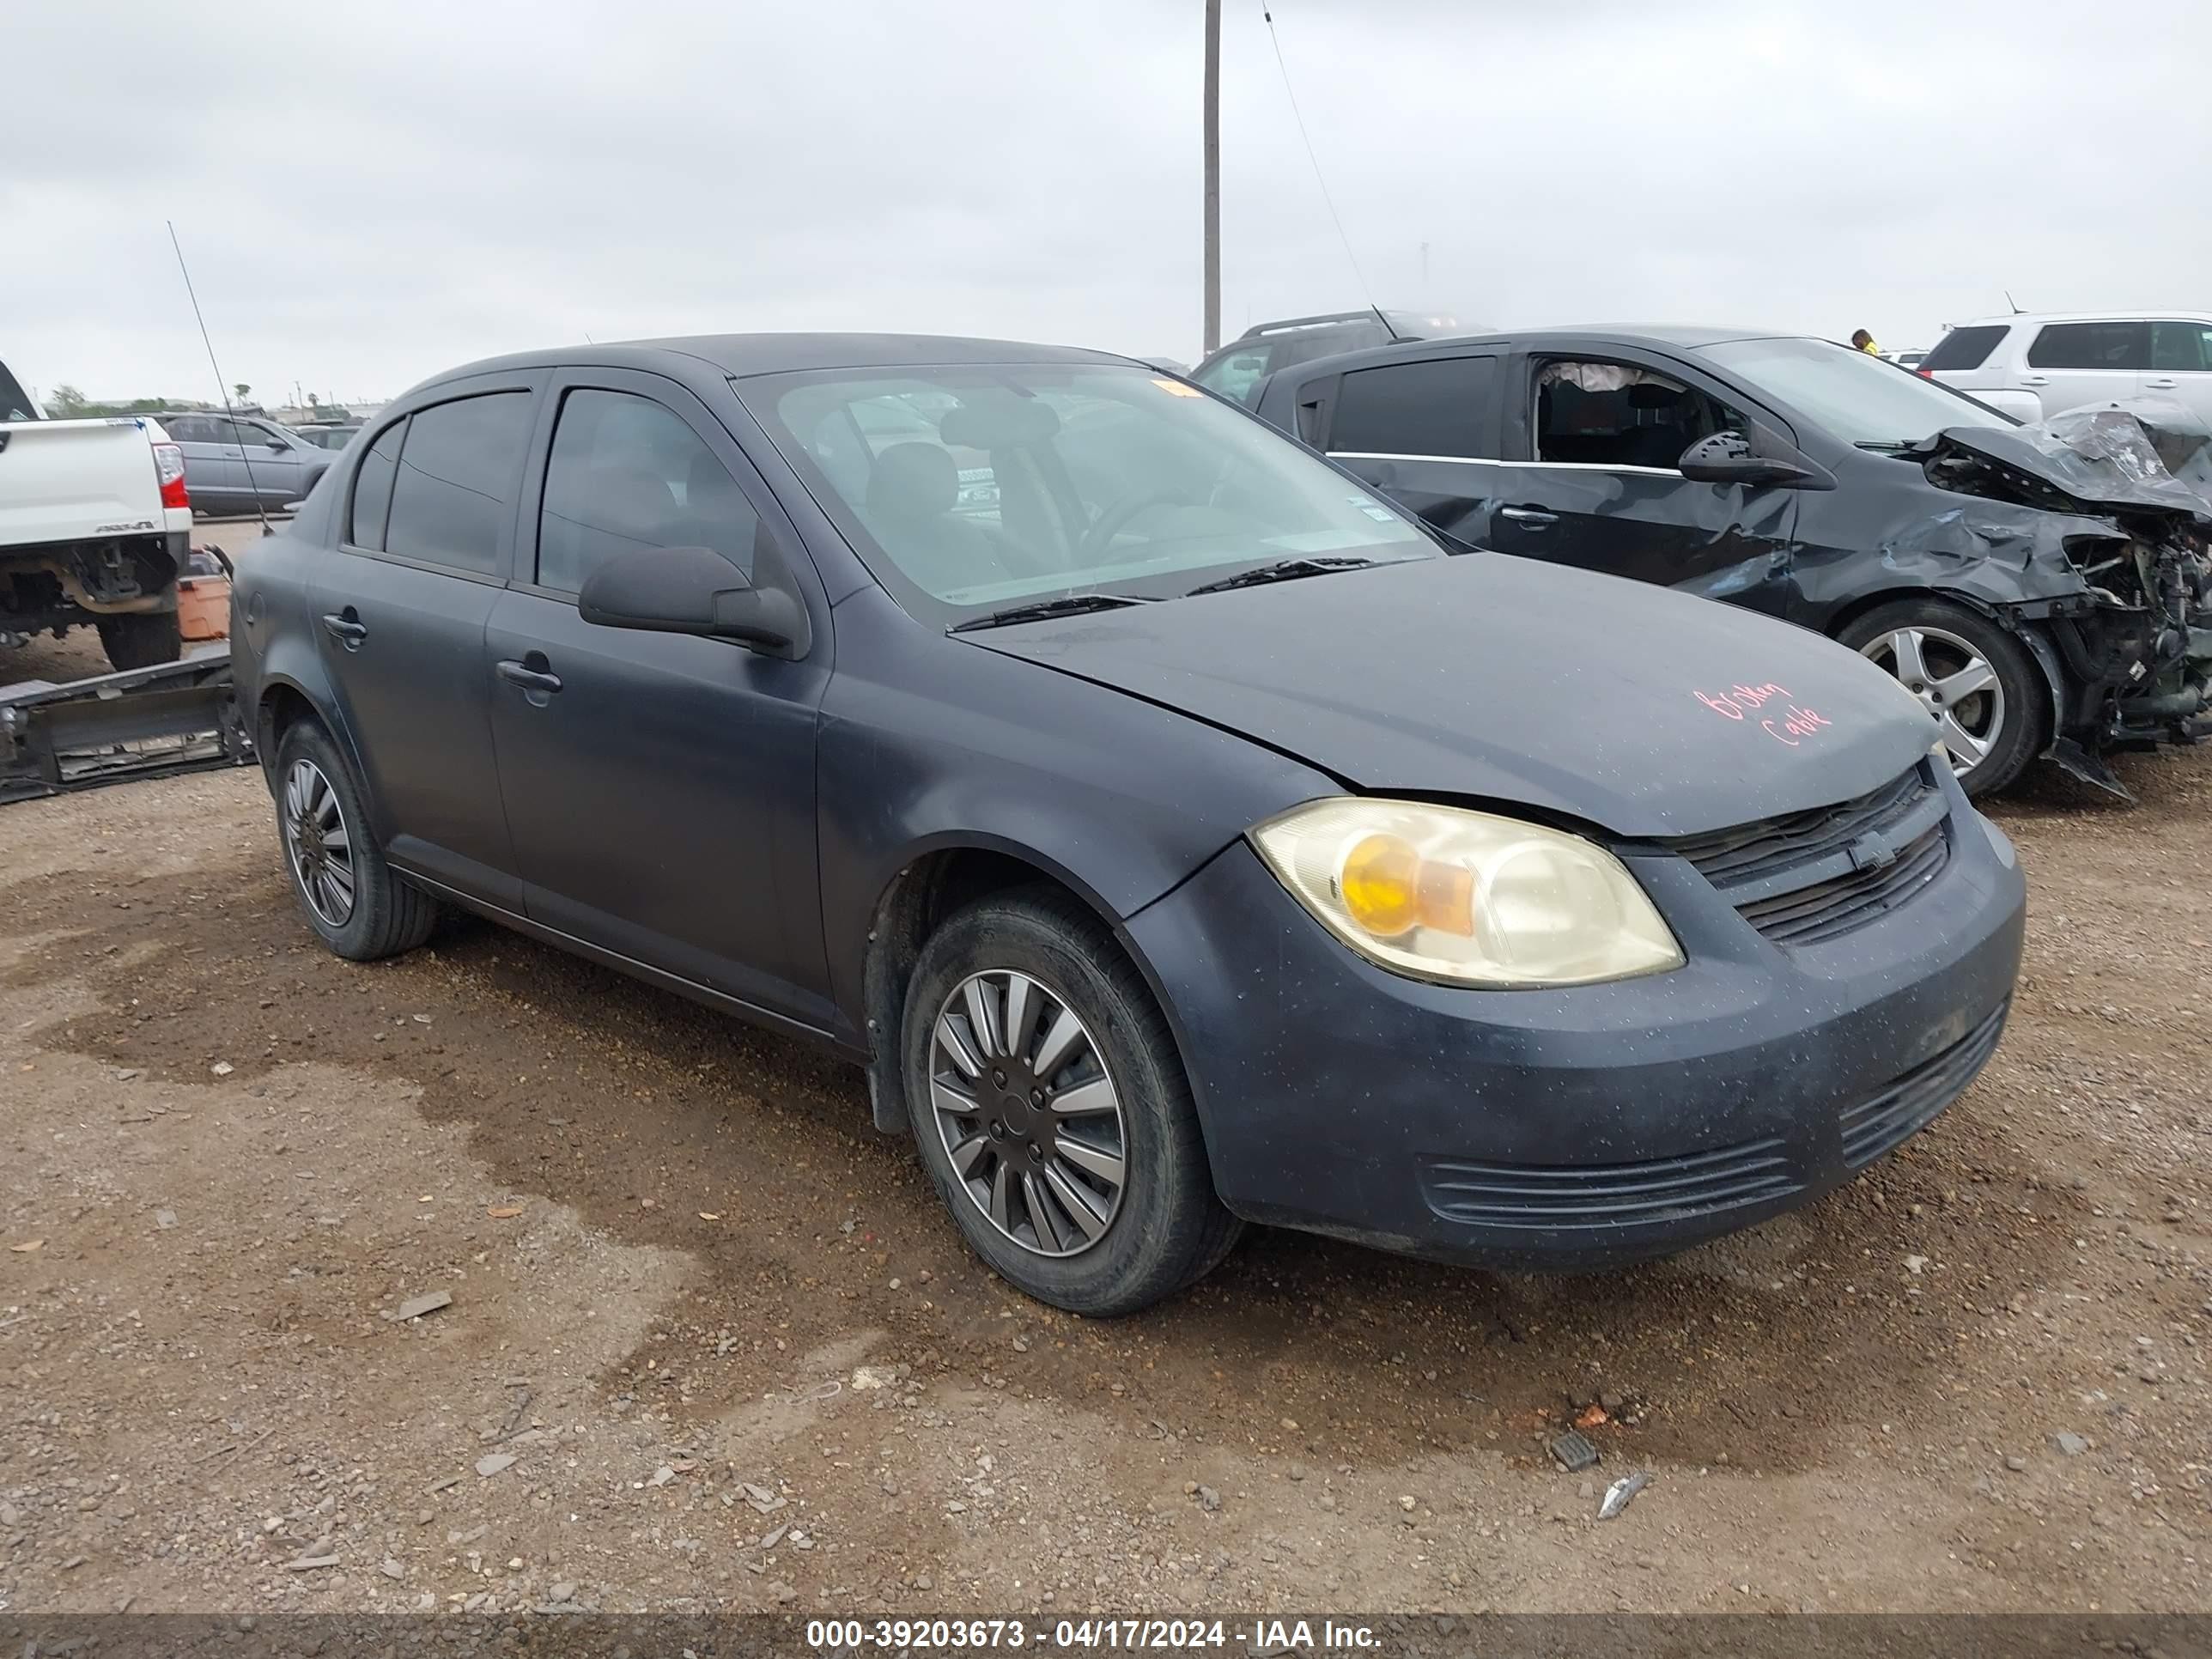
[
  {"x1": 283, "y1": 758, "x2": 356, "y2": 927},
  {"x1": 1858, "y1": 625, "x2": 2004, "y2": 776},
  {"x1": 928, "y1": 970, "x2": 1127, "y2": 1259}
]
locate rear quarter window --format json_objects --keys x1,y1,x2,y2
[
  {"x1": 348, "y1": 419, "x2": 406, "y2": 550},
  {"x1": 1918, "y1": 325, "x2": 2009, "y2": 373}
]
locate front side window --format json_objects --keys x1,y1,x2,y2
[
  {"x1": 1533, "y1": 360, "x2": 1735, "y2": 469},
  {"x1": 2150, "y1": 321, "x2": 2212, "y2": 374},
  {"x1": 744, "y1": 362, "x2": 1431, "y2": 626},
  {"x1": 1329, "y1": 356, "x2": 1497, "y2": 459},
  {"x1": 1699, "y1": 336, "x2": 2014, "y2": 448},
  {"x1": 382, "y1": 392, "x2": 532, "y2": 575},
  {"x1": 537, "y1": 388, "x2": 760, "y2": 594},
  {"x1": 348, "y1": 418, "x2": 406, "y2": 550},
  {"x1": 2026, "y1": 321, "x2": 2151, "y2": 371}
]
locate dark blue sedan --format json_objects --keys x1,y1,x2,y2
[{"x1": 230, "y1": 334, "x2": 2026, "y2": 1314}]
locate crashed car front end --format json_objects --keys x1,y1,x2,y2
[{"x1": 1910, "y1": 398, "x2": 2212, "y2": 790}]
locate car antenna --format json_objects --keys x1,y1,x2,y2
[
  {"x1": 167, "y1": 221, "x2": 274, "y2": 538},
  {"x1": 1371, "y1": 304, "x2": 1404, "y2": 343},
  {"x1": 2004, "y1": 289, "x2": 2024, "y2": 314}
]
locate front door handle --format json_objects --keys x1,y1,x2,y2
[
  {"x1": 2143, "y1": 376, "x2": 2179, "y2": 389},
  {"x1": 1499, "y1": 505, "x2": 1559, "y2": 526},
  {"x1": 495, "y1": 659, "x2": 563, "y2": 696},
  {"x1": 320, "y1": 611, "x2": 367, "y2": 648},
  {"x1": 2017, "y1": 374, "x2": 2048, "y2": 387}
]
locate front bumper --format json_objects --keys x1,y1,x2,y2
[{"x1": 1127, "y1": 782, "x2": 2027, "y2": 1270}]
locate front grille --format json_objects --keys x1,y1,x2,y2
[
  {"x1": 1419, "y1": 1138, "x2": 1800, "y2": 1231},
  {"x1": 1840, "y1": 1000, "x2": 2008, "y2": 1168},
  {"x1": 1668, "y1": 763, "x2": 1951, "y2": 946}
]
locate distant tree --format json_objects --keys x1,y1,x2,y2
[
  {"x1": 233, "y1": 382, "x2": 251, "y2": 403},
  {"x1": 46, "y1": 384, "x2": 89, "y2": 418},
  {"x1": 307, "y1": 392, "x2": 320, "y2": 410}
]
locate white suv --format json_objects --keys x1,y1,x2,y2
[{"x1": 1922, "y1": 311, "x2": 2212, "y2": 426}]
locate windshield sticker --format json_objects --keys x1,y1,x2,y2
[
  {"x1": 1151, "y1": 378, "x2": 1201, "y2": 397},
  {"x1": 1696, "y1": 682, "x2": 1835, "y2": 747}
]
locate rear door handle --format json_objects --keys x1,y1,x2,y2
[
  {"x1": 1499, "y1": 505, "x2": 1558, "y2": 526},
  {"x1": 2017, "y1": 374, "x2": 2048, "y2": 386},
  {"x1": 2143, "y1": 377, "x2": 2179, "y2": 389},
  {"x1": 495, "y1": 659, "x2": 563, "y2": 696},
  {"x1": 320, "y1": 611, "x2": 367, "y2": 647}
]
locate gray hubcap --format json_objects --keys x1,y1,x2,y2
[
  {"x1": 1859, "y1": 625, "x2": 2003, "y2": 776},
  {"x1": 929, "y1": 970, "x2": 1127, "y2": 1258},
  {"x1": 284, "y1": 758, "x2": 355, "y2": 927}
]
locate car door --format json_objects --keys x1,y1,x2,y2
[
  {"x1": 166, "y1": 416, "x2": 240, "y2": 505},
  {"x1": 309, "y1": 380, "x2": 538, "y2": 908},
  {"x1": 1309, "y1": 352, "x2": 1506, "y2": 548},
  {"x1": 1476, "y1": 349, "x2": 1799, "y2": 611},
  {"x1": 2017, "y1": 320, "x2": 2150, "y2": 417},
  {"x1": 2145, "y1": 320, "x2": 2212, "y2": 426},
  {"x1": 483, "y1": 369, "x2": 836, "y2": 1030},
  {"x1": 240, "y1": 418, "x2": 312, "y2": 506}
]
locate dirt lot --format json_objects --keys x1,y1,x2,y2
[{"x1": 0, "y1": 684, "x2": 2207, "y2": 1614}]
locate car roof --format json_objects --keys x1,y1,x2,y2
[
  {"x1": 417, "y1": 333, "x2": 1129, "y2": 391},
  {"x1": 1261, "y1": 325, "x2": 1803, "y2": 380},
  {"x1": 1947, "y1": 310, "x2": 2212, "y2": 327}
]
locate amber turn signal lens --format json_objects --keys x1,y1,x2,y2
[{"x1": 1338, "y1": 834, "x2": 1475, "y2": 939}]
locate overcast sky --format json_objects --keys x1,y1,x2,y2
[{"x1": 8, "y1": 0, "x2": 2207, "y2": 406}]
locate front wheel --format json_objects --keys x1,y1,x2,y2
[
  {"x1": 902, "y1": 890, "x2": 1240, "y2": 1316},
  {"x1": 1838, "y1": 599, "x2": 2049, "y2": 797}
]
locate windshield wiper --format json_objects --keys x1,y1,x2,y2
[
  {"x1": 1854, "y1": 440, "x2": 1917, "y2": 453},
  {"x1": 1184, "y1": 555, "x2": 1376, "y2": 596},
  {"x1": 947, "y1": 593, "x2": 1156, "y2": 634}
]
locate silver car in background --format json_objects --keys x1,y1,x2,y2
[{"x1": 156, "y1": 411, "x2": 335, "y2": 515}]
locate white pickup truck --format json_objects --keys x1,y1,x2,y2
[{"x1": 2, "y1": 357, "x2": 194, "y2": 673}]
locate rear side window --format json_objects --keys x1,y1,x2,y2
[
  {"x1": 537, "y1": 388, "x2": 760, "y2": 594},
  {"x1": 349, "y1": 419, "x2": 406, "y2": 550},
  {"x1": 0, "y1": 361, "x2": 35, "y2": 422},
  {"x1": 2027, "y1": 321, "x2": 2151, "y2": 371},
  {"x1": 1328, "y1": 356, "x2": 1498, "y2": 459},
  {"x1": 2150, "y1": 321, "x2": 2212, "y2": 374},
  {"x1": 381, "y1": 392, "x2": 532, "y2": 575},
  {"x1": 1918, "y1": 325, "x2": 2008, "y2": 373}
]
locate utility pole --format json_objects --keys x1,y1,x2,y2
[{"x1": 1202, "y1": 0, "x2": 1221, "y2": 356}]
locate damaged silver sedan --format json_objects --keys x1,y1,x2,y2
[{"x1": 1251, "y1": 329, "x2": 2212, "y2": 797}]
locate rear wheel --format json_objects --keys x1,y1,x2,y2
[
  {"x1": 271, "y1": 720, "x2": 439, "y2": 961},
  {"x1": 1838, "y1": 599, "x2": 2047, "y2": 797},
  {"x1": 902, "y1": 889, "x2": 1240, "y2": 1316},
  {"x1": 96, "y1": 611, "x2": 183, "y2": 672}
]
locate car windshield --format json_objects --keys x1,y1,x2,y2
[
  {"x1": 744, "y1": 362, "x2": 1434, "y2": 624},
  {"x1": 1700, "y1": 336, "x2": 2016, "y2": 448}
]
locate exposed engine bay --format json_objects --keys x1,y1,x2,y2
[{"x1": 1909, "y1": 398, "x2": 2212, "y2": 792}]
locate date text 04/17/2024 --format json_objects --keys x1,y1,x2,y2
[{"x1": 803, "y1": 1619, "x2": 1379, "y2": 1650}]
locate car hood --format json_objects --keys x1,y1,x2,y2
[
  {"x1": 963, "y1": 555, "x2": 1941, "y2": 838},
  {"x1": 1917, "y1": 399, "x2": 2212, "y2": 527}
]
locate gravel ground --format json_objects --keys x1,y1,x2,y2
[{"x1": 0, "y1": 735, "x2": 2206, "y2": 1616}]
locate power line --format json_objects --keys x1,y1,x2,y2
[{"x1": 1260, "y1": 3, "x2": 1375, "y2": 308}]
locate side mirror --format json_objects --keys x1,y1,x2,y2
[
  {"x1": 266, "y1": 434, "x2": 289, "y2": 449},
  {"x1": 1678, "y1": 429, "x2": 1830, "y2": 489},
  {"x1": 578, "y1": 544, "x2": 810, "y2": 657}
]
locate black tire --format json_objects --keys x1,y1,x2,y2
[
  {"x1": 270, "y1": 720, "x2": 439, "y2": 962},
  {"x1": 902, "y1": 888, "x2": 1240, "y2": 1316},
  {"x1": 96, "y1": 611, "x2": 183, "y2": 672},
  {"x1": 1838, "y1": 598, "x2": 2049, "y2": 798}
]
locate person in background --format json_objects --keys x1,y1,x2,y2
[{"x1": 1850, "y1": 328, "x2": 1881, "y2": 355}]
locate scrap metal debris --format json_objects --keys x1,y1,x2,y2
[
  {"x1": 1548, "y1": 1430, "x2": 1600, "y2": 1472},
  {"x1": 1597, "y1": 1471, "x2": 1651, "y2": 1521},
  {"x1": 386, "y1": 1291, "x2": 452, "y2": 1322}
]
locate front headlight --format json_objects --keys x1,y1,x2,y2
[{"x1": 1249, "y1": 798, "x2": 1684, "y2": 988}]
